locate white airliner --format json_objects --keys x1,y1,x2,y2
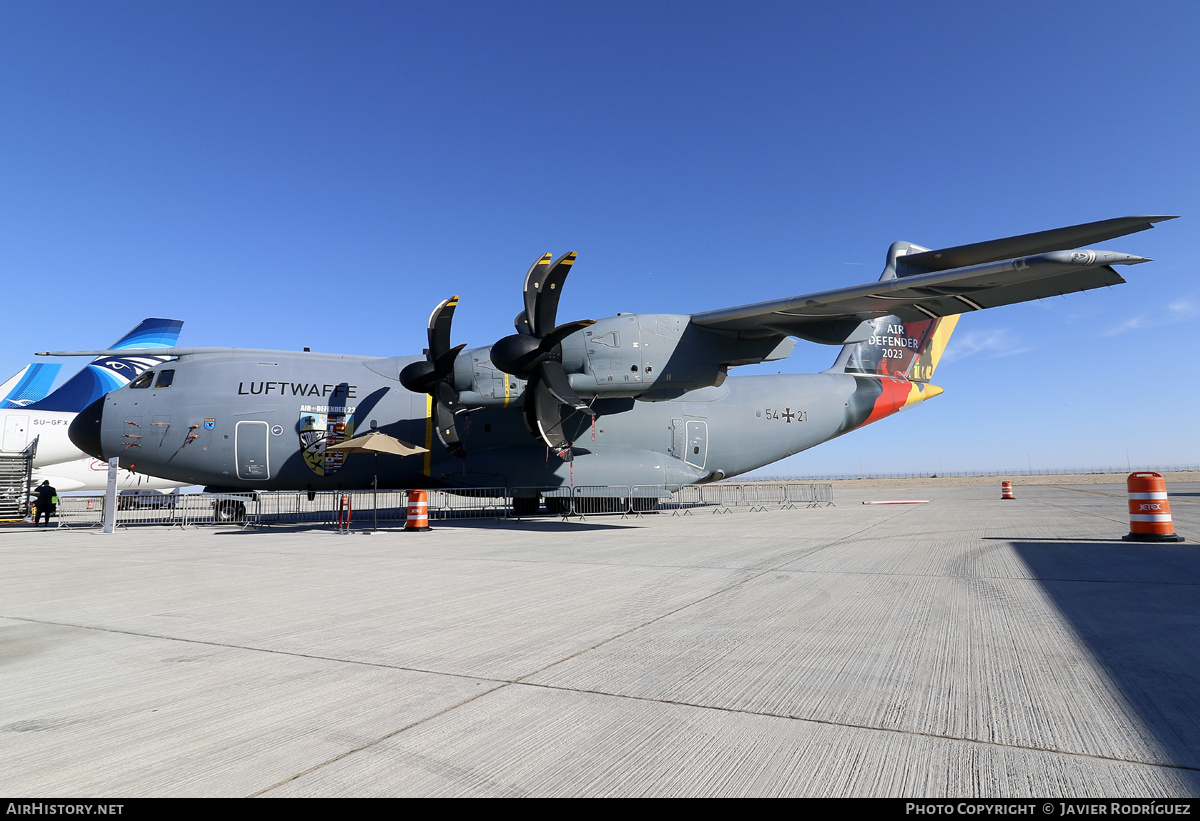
[{"x1": 2, "y1": 318, "x2": 189, "y2": 492}]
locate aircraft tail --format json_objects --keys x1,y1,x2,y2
[
  {"x1": 25, "y1": 318, "x2": 184, "y2": 412},
  {"x1": 828, "y1": 241, "x2": 960, "y2": 383},
  {"x1": 0, "y1": 362, "x2": 62, "y2": 409},
  {"x1": 835, "y1": 313, "x2": 960, "y2": 382}
]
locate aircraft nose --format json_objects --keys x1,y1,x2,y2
[{"x1": 70, "y1": 397, "x2": 106, "y2": 460}]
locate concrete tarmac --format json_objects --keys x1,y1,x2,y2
[{"x1": 2, "y1": 483, "x2": 1199, "y2": 797}]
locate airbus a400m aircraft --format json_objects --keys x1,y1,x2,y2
[{"x1": 61, "y1": 216, "x2": 1172, "y2": 502}]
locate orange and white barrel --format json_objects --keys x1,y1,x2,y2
[
  {"x1": 405, "y1": 489, "x2": 430, "y2": 532},
  {"x1": 1001, "y1": 481, "x2": 1015, "y2": 500},
  {"x1": 1123, "y1": 472, "x2": 1184, "y2": 542}
]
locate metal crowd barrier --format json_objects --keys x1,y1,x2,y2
[
  {"x1": 426, "y1": 487, "x2": 509, "y2": 520},
  {"x1": 508, "y1": 482, "x2": 832, "y2": 519},
  {"x1": 54, "y1": 496, "x2": 107, "y2": 528},
  {"x1": 53, "y1": 482, "x2": 834, "y2": 528}
]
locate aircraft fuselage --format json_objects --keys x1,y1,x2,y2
[
  {"x1": 73, "y1": 348, "x2": 929, "y2": 490},
  {"x1": 2, "y1": 410, "x2": 87, "y2": 466}
]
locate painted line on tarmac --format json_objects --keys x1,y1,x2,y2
[{"x1": 1050, "y1": 485, "x2": 1200, "y2": 503}]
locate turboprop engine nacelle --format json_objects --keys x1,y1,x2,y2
[{"x1": 453, "y1": 313, "x2": 795, "y2": 407}]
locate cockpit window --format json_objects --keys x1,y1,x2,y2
[
  {"x1": 130, "y1": 371, "x2": 155, "y2": 389},
  {"x1": 155, "y1": 370, "x2": 175, "y2": 388}
]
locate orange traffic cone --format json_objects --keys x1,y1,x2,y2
[
  {"x1": 1001, "y1": 481, "x2": 1015, "y2": 500},
  {"x1": 1123, "y1": 472, "x2": 1184, "y2": 542},
  {"x1": 405, "y1": 489, "x2": 430, "y2": 532}
]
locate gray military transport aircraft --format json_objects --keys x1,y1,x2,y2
[{"x1": 59, "y1": 216, "x2": 1172, "y2": 514}]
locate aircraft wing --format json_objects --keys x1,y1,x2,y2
[{"x1": 692, "y1": 216, "x2": 1175, "y2": 343}]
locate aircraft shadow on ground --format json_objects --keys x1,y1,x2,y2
[{"x1": 1001, "y1": 538, "x2": 1200, "y2": 789}]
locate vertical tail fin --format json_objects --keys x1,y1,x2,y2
[
  {"x1": 0, "y1": 362, "x2": 62, "y2": 408},
  {"x1": 828, "y1": 241, "x2": 960, "y2": 382},
  {"x1": 0, "y1": 363, "x2": 63, "y2": 409},
  {"x1": 838, "y1": 313, "x2": 960, "y2": 382},
  {"x1": 25, "y1": 318, "x2": 184, "y2": 412}
]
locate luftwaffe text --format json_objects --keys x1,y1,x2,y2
[{"x1": 237, "y1": 382, "x2": 357, "y2": 398}]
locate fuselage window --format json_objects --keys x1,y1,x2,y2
[
  {"x1": 155, "y1": 370, "x2": 175, "y2": 388},
  {"x1": 130, "y1": 371, "x2": 155, "y2": 389}
]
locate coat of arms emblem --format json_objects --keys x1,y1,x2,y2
[{"x1": 298, "y1": 405, "x2": 355, "y2": 476}]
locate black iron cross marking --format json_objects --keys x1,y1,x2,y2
[{"x1": 782, "y1": 408, "x2": 795, "y2": 423}]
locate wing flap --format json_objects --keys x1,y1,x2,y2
[{"x1": 887, "y1": 265, "x2": 1126, "y2": 320}]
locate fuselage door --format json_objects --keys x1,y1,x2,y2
[
  {"x1": 3, "y1": 415, "x2": 29, "y2": 451},
  {"x1": 236, "y1": 421, "x2": 270, "y2": 480},
  {"x1": 684, "y1": 420, "x2": 707, "y2": 469}
]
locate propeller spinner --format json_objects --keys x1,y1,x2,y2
[
  {"x1": 490, "y1": 252, "x2": 596, "y2": 460},
  {"x1": 399, "y1": 296, "x2": 467, "y2": 456}
]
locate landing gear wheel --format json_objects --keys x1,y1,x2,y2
[{"x1": 215, "y1": 500, "x2": 246, "y2": 522}]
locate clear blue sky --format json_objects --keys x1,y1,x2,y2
[{"x1": 2, "y1": 1, "x2": 1196, "y2": 475}]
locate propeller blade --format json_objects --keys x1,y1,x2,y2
[
  {"x1": 433, "y1": 343, "x2": 466, "y2": 379},
  {"x1": 407, "y1": 296, "x2": 468, "y2": 455},
  {"x1": 427, "y1": 296, "x2": 459, "y2": 358},
  {"x1": 521, "y1": 253, "x2": 553, "y2": 334},
  {"x1": 539, "y1": 360, "x2": 594, "y2": 415},
  {"x1": 434, "y1": 400, "x2": 464, "y2": 453},
  {"x1": 521, "y1": 374, "x2": 541, "y2": 436},
  {"x1": 514, "y1": 311, "x2": 532, "y2": 336},
  {"x1": 532, "y1": 252, "x2": 577, "y2": 337},
  {"x1": 502, "y1": 252, "x2": 596, "y2": 460},
  {"x1": 524, "y1": 375, "x2": 573, "y2": 458},
  {"x1": 434, "y1": 380, "x2": 459, "y2": 410},
  {"x1": 540, "y1": 318, "x2": 596, "y2": 352}
]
